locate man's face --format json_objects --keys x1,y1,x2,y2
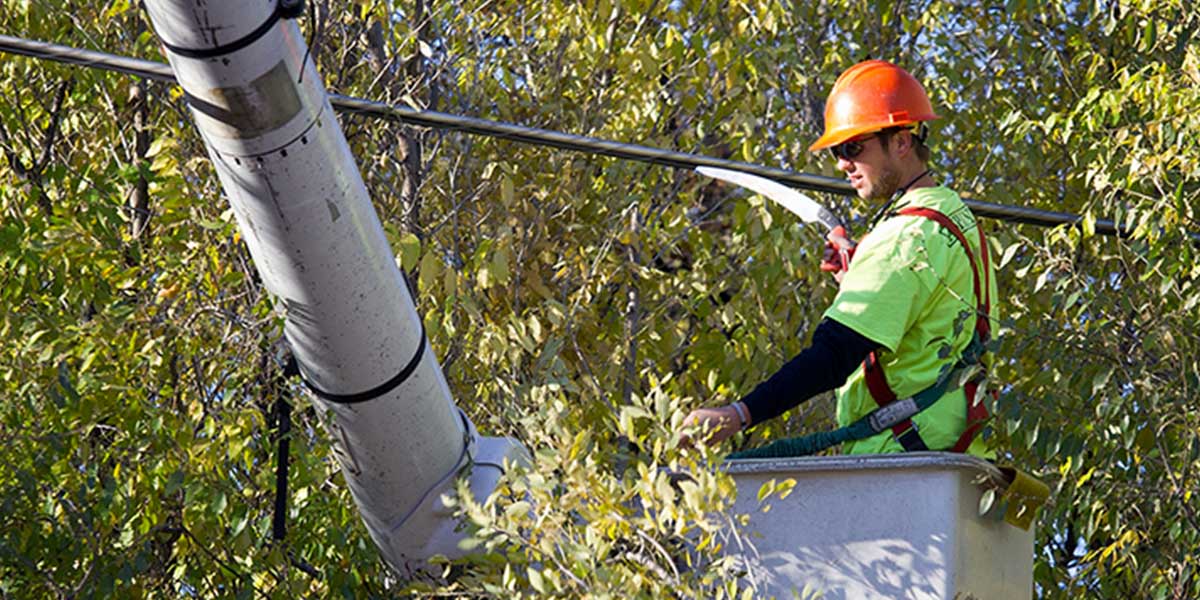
[{"x1": 833, "y1": 134, "x2": 902, "y2": 201}]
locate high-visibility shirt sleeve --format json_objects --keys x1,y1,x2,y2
[{"x1": 823, "y1": 222, "x2": 936, "y2": 352}]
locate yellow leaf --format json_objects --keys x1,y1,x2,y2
[
  {"x1": 145, "y1": 135, "x2": 177, "y2": 159},
  {"x1": 80, "y1": 350, "x2": 98, "y2": 374},
  {"x1": 419, "y1": 251, "x2": 440, "y2": 295},
  {"x1": 156, "y1": 283, "x2": 181, "y2": 302},
  {"x1": 442, "y1": 266, "x2": 457, "y2": 298},
  {"x1": 528, "y1": 315, "x2": 542, "y2": 342},
  {"x1": 1075, "y1": 467, "x2": 1096, "y2": 489},
  {"x1": 757, "y1": 479, "x2": 776, "y2": 502},
  {"x1": 149, "y1": 153, "x2": 176, "y2": 174},
  {"x1": 504, "y1": 501, "x2": 532, "y2": 520},
  {"x1": 398, "y1": 233, "x2": 420, "y2": 271},
  {"x1": 501, "y1": 176, "x2": 514, "y2": 207},
  {"x1": 527, "y1": 272, "x2": 553, "y2": 299},
  {"x1": 104, "y1": 0, "x2": 131, "y2": 18},
  {"x1": 491, "y1": 246, "x2": 510, "y2": 285}
]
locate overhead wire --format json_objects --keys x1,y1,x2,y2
[{"x1": 1, "y1": 33, "x2": 1196, "y2": 243}]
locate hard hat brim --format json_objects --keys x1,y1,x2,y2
[{"x1": 808, "y1": 115, "x2": 939, "y2": 153}]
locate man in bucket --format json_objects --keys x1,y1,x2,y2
[{"x1": 683, "y1": 60, "x2": 997, "y2": 457}]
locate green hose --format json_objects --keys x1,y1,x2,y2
[{"x1": 728, "y1": 421, "x2": 876, "y2": 458}]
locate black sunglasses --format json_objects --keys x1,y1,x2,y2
[{"x1": 829, "y1": 134, "x2": 878, "y2": 161}]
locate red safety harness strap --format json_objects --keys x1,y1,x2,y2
[
  {"x1": 861, "y1": 206, "x2": 993, "y2": 453},
  {"x1": 862, "y1": 349, "x2": 929, "y2": 451}
]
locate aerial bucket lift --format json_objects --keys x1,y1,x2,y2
[
  {"x1": 725, "y1": 454, "x2": 1042, "y2": 599},
  {"x1": 138, "y1": 1, "x2": 1044, "y2": 595}
]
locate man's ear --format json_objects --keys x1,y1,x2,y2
[{"x1": 894, "y1": 129, "x2": 915, "y2": 158}]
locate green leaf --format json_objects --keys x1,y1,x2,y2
[
  {"x1": 528, "y1": 567, "x2": 545, "y2": 593},
  {"x1": 491, "y1": 246, "x2": 510, "y2": 285},
  {"x1": 399, "y1": 233, "x2": 421, "y2": 271},
  {"x1": 504, "y1": 501, "x2": 532, "y2": 520},
  {"x1": 999, "y1": 243, "x2": 1021, "y2": 269},
  {"x1": 501, "y1": 176, "x2": 514, "y2": 207},
  {"x1": 57, "y1": 361, "x2": 79, "y2": 402},
  {"x1": 756, "y1": 479, "x2": 775, "y2": 502},
  {"x1": 1033, "y1": 269, "x2": 1050, "y2": 293},
  {"x1": 1092, "y1": 367, "x2": 1114, "y2": 396}
]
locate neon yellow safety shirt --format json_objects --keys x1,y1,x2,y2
[{"x1": 824, "y1": 186, "x2": 998, "y2": 456}]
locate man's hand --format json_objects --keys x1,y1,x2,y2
[
  {"x1": 680, "y1": 405, "x2": 745, "y2": 447},
  {"x1": 820, "y1": 226, "x2": 857, "y2": 283}
]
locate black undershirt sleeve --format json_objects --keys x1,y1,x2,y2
[{"x1": 739, "y1": 317, "x2": 882, "y2": 425}]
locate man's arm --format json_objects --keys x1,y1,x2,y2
[
  {"x1": 680, "y1": 318, "x2": 879, "y2": 445},
  {"x1": 740, "y1": 317, "x2": 880, "y2": 423}
]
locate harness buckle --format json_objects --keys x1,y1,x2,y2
[{"x1": 868, "y1": 398, "x2": 920, "y2": 433}]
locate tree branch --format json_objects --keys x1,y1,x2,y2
[
  {"x1": 34, "y1": 79, "x2": 72, "y2": 175},
  {"x1": 0, "y1": 78, "x2": 73, "y2": 216},
  {"x1": 127, "y1": 82, "x2": 152, "y2": 243}
]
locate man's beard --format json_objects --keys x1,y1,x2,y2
[{"x1": 866, "y1": 164, "x2": 902, "y2": 200}]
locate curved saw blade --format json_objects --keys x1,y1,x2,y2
[{"x1": 696, "y1": 166, "x2": 842, "y2": 231}]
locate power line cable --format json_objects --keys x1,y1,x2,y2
[{"x1": 1, "y1": 33, "x2": 1195, "y2": 243}]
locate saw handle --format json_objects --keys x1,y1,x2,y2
[{"x1": 820, "y1": 226, "x2": 857, "y2": 273}]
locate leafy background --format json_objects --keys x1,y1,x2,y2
[{"x1": 1, "y1": 0, "x2": 1197, "y2": 597}]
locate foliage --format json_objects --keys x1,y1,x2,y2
[
  {"x1": 417, "y1": 388, "x2": 747, "y2": 598},
  {"x1": 1, "y1": 0, "x2": 1198, "y2": 598}
]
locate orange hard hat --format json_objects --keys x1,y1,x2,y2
[{"x1": 809, "y1": 60, "x2": 940, "y2": 152}]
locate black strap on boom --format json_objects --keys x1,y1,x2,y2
[
  {"x1": 159, "y1": 0, "x2": 305, "y2": 59},
  {"x1": 296, "y1": 319, "x2": 428, "y2": 405},
  {"x1": 272, "y1": 355, "x2": 300, "y2": 542}
]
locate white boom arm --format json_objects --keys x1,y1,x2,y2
[{"x1": 142, "y1": 0, "x2": 523, "y2": 575}]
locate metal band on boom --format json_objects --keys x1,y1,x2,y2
[{"x1": 298, "y1": 320, "x2": 428, "y2": 405}]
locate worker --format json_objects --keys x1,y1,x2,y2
[{"x1": 681, "y1": 59, "x2": 997, "y2": 456}]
